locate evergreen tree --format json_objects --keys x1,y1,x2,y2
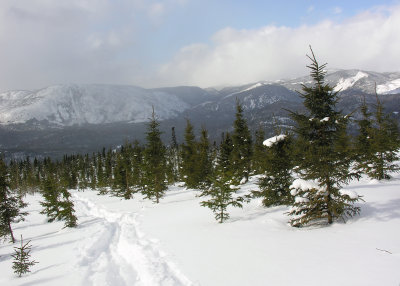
[
  {"x1": 166, "y1": 127, "x2": 180, "y2": 183},
  {"x1": 231, "y1": 99, "x2": 253, "y2": 183},
  {"x1": 112, "y1": 144, "x2": 136, "y2": 199},
  {"x1": 200, "y1": 170, "x2": 243, "y2": 223},
  {"x1": 11, "y1": 235, "x2": 38, "y2": 277},
  {"x1": 197, "y1": 127, "x2": 213, "y2": 189},
  {"x1": 218, "y1": 132, "x2": 234, "y2": 175},
  {"x1": 354, "y1": 98, "x2": 374, "y2": 175},
  {"x1": 253, "y1": 133, "x2": 294, "y2": 207},
  {"x1": 58, "y1": 188, "x2": 78, "y2": 228},
  {"x1": 0, "y1": 158, "x2": 28, "y2": 243},
  {"x1": 200, "y1": 132, "x2": 244, "y2": 223},
  {"x1": 288, "y1": 47, "x2": 361, "y2": 226},
  {"x1": 252, "y1": 126, "x2": 267, "y2": 174},
  {"x1": 142, "y1": 108, "x2": 167, "y2": 203},
  {"x1": 40, "y1": 175, "x2": 61, "y2": 223},
  {"x1": 40, "y1": 170, "x2": 77, "y2": 228},
  {"x1": 366, "y1": 94, "x2": 400, "y2": 179},
  {"x1": 181, "y1": 119, "x2": 199, "y2": 188}
]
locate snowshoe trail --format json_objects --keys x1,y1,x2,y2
[{"x1": 73, "y1": 194, "x2": 194, "y2": 286}]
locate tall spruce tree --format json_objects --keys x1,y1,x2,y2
[
  {"x1": 0, "y1": 158, "x2": 28, "y2": 243},
  {"x1": 197, "y1": 127, "x2": 213, "y2": 189},
  {"x1": 181, "y1": 119, "x2": 199, "y2": 188},
  {"x1": 166, "y1": 127, "x2": 180, "y2": 183},
  {"x1": 142, "y1": 108, "x2": 167, "y2": 203},
  {"x1": 288, "y1": 47, "x2": 361, "y2": 226},
  {"x1": 231, "y1": 99, "x2": 252, "y2": 183}
]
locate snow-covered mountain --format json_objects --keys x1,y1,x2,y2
[
  {"x1": 283, "y1": 69, "x2": 400, "y2": 94},
  {"x1": 1, "y1": 69, "x2": 399, "y2": 159},
  {"x1": 0, "y1": 84, "x2": 194, "y2": 126}
]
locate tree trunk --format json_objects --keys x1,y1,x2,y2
[
  {"x1": 8, "y1": 219, "x2": 15, "y2": 243},
  {"x1": 325, "y1": 178, "x2": 333, "y2": 224}
]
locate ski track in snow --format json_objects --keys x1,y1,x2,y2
[{"x1": 73, "y1": 193, "x2": 194, "y2": 286}]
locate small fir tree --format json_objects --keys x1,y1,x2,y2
[
  {"x1": 0, "y1": 158, "x2": 28, "y2": 243},
  {"x1": 181, "y1": 119, "x2": 199, "y2": 188},
  {"x1": 200, "y1": 170, "x2": 243, "y2": 223},
  {"x1": 12, "y1": 235, "x2": 38, "y2": 277},
  {"x1": 366, "y1": 94, "x2": 400, "y2": 179},
  {"x1": 197, "y1": 127, "x2": 213, "y2": 189},
  {"x1": 253, "y1": 133, "x2": 294, "y2": 207},
  {"x1": 142, "y1": 108, "x2": 167, "y2": 203},
  {"x1": 288, "y1": 47, "x2": 361, "y2": 226},
  {"x1": 252, "y1": 126, "x2": 267, "y2": 174},
  {"x1": 231, "y1": 99, "x2": 253, "y2": 183},
  {"x1": 200, "y1": 135, "x2": 244, "y2": 223},
  {"x1": 40, "y1": 174, "x2": 77, "y2": 228},
  {"x1": 354, "y1": 98, "x2": 375, "y2": 175},
  {"x1": 58, "y1": 188, "x2": 78, "y2": 228},
  {"x1": 112, "y1": 144, "x2": 137, "y2": 199}
]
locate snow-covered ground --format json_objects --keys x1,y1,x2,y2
[{"x1": 1, "y1": 174, "x2": 400, "y2": 286}]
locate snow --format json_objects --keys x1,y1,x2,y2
[
  {"x1": 263, "y1": 134, "x2": 287, "y2": 147},
  {"x1": 290, "y1": 178, "x2": 323, "y2": 193},
  {"x1": 0, "y1": 84, "x2": 190, "y2": 126},
  {"x1": 1, "y1": 174, "x2": 400, "y2": 286},
  {"x1": 320, "y1": 117, "x2": 329, "y2": 122},
  {"x1": 333, "y1": 71, "x2": 368, "y2": 92},
  {"x1": 376, "y1": 78, "x2": 400, "y2": 94},
  {"x1": 339, "y1": 189, "x2": 359, "y2": 199}
]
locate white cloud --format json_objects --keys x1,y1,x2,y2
[
  {"x1": 153, "y1": 5, "x2": 400, "y2": 88},
  {"x1": 333, "y1": 6, "x2": 343, "y2": 14}
]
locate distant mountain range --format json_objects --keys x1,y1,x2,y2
[{"x1": 1, "y1": 69, "x2": 399, "y2": 160}]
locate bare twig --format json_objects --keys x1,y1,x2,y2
[{"x1": 376, "y1": 248, "x2": 392, "y2": 254}]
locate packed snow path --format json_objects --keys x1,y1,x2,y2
[{"x1": 73, "y1": 194, "x2": 194, "y2": 286}]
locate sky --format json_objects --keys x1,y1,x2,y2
[{"x1": 0, "y1": 0, "x2": 400, "y2": 91}]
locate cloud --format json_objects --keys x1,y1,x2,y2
[
  {"x1": 154, "y1": 5, "x2": 400, "y2": 88},
  {"x1": 0, "y1": 0, "x2": 186, "y2": 91},
  {"x1": 333, "y1": 6, "x2": 343, "y2": 14}
]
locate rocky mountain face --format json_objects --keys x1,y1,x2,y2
[{"x1": 1, "y1": 69, "x2": 399, "y2": 160}]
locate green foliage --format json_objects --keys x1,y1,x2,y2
[
  {"x1": 0, "y1": 158, "x2": 28, "y2": 243},
  {"x1": 181, "y1": 119, "x2": 199, "y2": 188},
  {"x1": 288, "y1": 180, "x2": 361, "y2": 227},
  {"x1": 142, "y1": 108, "x2": 167, "y2": 203},
  {"x1": 40, "y1": 173, "x2": 77, "y2": 228},
  {"x1": 112, "y1": 143, "x2": 139, "y2": 199},
  {"x1": 252, "y1": 126, "x2": 267, "y2": 174},
  {"x1": 354, "y1": 95, "x2": 400, "y2": 180},
  {"x1": 253, "y1": 134, "x2": 294, "y2": 207},
  {"x1": 288, "y1": 47, "x2": 361, "y2": 226},
  {"x1": 197, "y1": 127, "x2": 213, "y2": 189},
  {"x1": 200, "y1": 170, "x2": 243, "y2": 223},
  {"x1": 12, "y1": 235, "x2": 38, "y2": 277},
  {"x1": 231, "y1": 99, "x2": 253, "y2": 183}
]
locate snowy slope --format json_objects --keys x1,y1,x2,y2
[
  {"x1": 0, "y1": 84, "x2": 190, "y2": 126},
  {"x1": 333, "y1": 71, "x2": 368, "y2": 92},
  {"x1": 1, "y1": 173, "x2": 399, "y2": 286}
]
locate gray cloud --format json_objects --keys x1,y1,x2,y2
[
  {"x1": 153, "y1": 5, "x2": 400, "y2": 88},
  {"x1": 1, "y1": 2, "x2": 399, "y2": 91},
  {"x1": 0, "y1": 0, "x2": 185, "y2": 91}
]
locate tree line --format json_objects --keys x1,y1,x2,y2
[{"x1": 1, "y1": 47, "x2": 399, "y2": 244}]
